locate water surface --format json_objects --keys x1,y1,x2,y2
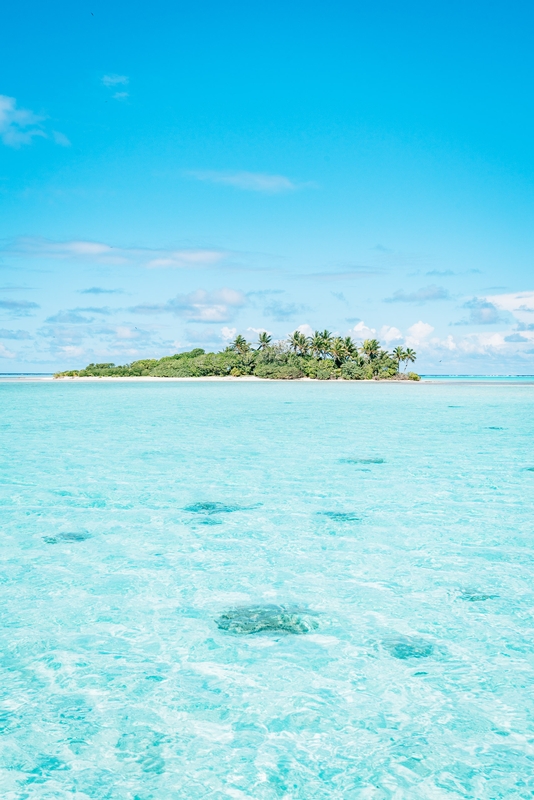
[{"x1": 1, "y1": 381, "x2": 533, "y2": 798}]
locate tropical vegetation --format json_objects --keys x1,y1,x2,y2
[{"x1": 55, "y1": 331, "x2": 420, "y2": 380}]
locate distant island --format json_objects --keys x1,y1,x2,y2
[{"x1": 55, "y1": 331, "x2": 420, "y2": 380}]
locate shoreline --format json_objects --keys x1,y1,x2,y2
[
  {"x1": 1, "y1": 375, "x2": 534, "y2": 384},
  {"x1": 48, "y1": 375, "x2": 418, "y2": 383}
]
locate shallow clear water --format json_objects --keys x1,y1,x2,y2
[{"x1": 1, "y1": 381, "x2": 534, "y2": 799}]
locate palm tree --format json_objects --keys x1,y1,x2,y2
[
  {"x1": 320, "y1": 330, "x2": 333, "y2": 357},
  {"x1": 311, "y1": 331, "x2": 325, "y2": 359},
  {"x1": 404, "y1": 347, "x2": 417, "y2": 370},
  {"x1": 360, "y1": 338, "x2": 381, "y2": 361},
  {"x1": 231, "y1": 334, "x2": 250, "y2": 354},
  {"x1": 289, "y1": 331, "x2": 309, "y2": 355},
  {"x1": 343, "y1": 336, "x2": 357, "y2": 359},
  {"x1": 289, "y1": 331, "x2": 301, "y2": 353},
  {"x1": 392, "y1": 345, "x2": 406, "y2": 373},
  {"x1": 330, "y1": 337, "x2": 348, "y2": 367},
  {"x1": 298, "y1": 332, "x2": 310, "y2": 355},
  {"x1": 257, "y1": 331, "x2": 272, "y2": 350}
]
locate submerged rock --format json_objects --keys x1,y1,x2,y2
[
  {"x1": 487, "y1": 426, "x2": 504, "y2": 430},
  {"x1": 340, "y1": 457, "x2": 385, "y2": 464},
  {"x1": 386, "y1": 638, "x2": 434, "y2": 660},
  {"x1": 44, "y1": 531, "x2": 92, "y2": 544},
  {"x1": 216, "y1": 604, "x2": 319, "y2": 635},
  {"x1": 319, "y1": 511, "x2": 362, "y2": 522}
]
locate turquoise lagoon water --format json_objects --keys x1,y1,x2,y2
[{"x1": 1, "y1": 380, "x2": 534, "y2": 799}]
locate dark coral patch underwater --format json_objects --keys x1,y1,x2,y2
[
  {"x1": 340, "y1": 458, "x2": 385, "y2": 464},
  {"x1": 460, "y1": 589, "x2": 499, "y2": 602},
  {"x1": 44, "y1": 531, "x2": 92, "y2": 544},
  {"x1": 318, "y1": 511, "x2": 362, "y2": 522},
  {"x1": 216, "y1": 604, "x2": 319, "y2": 635},
  {"x1": 184, "y1": 502, "x2": 260, "y2": 514},
  {"x1": 386, "y1": 638, "x2": 434, "y2": 660}
]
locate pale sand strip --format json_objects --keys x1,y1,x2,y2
[{"x1": 52, "y1": 375, "x2": 419, "y2": 383}]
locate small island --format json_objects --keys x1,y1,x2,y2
[{"x1": 55, "y1": 331, "x2": 420, "y2": 380}]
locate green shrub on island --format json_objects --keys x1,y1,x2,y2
[{"x1": 55, "y1": 332, "x2": 420, "y2": 380}]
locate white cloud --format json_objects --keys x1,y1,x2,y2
[
  {"x1": 0, "y1": 343, "x2": 16, "y2": 359},
  {"x1": 247, "y1": 326, "x2": 270, "y2": 335},
  {"x1": 102, "y1": 74, "x2": 129, "y2": 87},
  {"x1": 380, "y1": 325, "x2": 402, "y2": 343},
  {"x1": 2, "y1": 237, "x2": 227, "y2": 270},
  {"x1": 187, "y1": 170, "x2": 305, "y2": 193},
  {"x1": 437, "y1": 334, "x2": 457, "y2": 351},
  {"x1": 405, "y1": 321, "x2": 434, "y2": 345},
  {"x1": 348, "y1": 321, "x2": 376, "y2": 341},
  {"x1": 294, "y1": 324, "x2": 313, "y2": 337},
  {"x1": 115, "y1": 326, "x2": 139, "y2": 340},
  {"x1": 113, "y1": 92, "x2": 129, "y2": 101},
  {"x1": 221, "y1": 327, "x2": 237, "y2": 342},
  {"x1": 60, "y1": 345, "x2": 85, "y2": 357}
]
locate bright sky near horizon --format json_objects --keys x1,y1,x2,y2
[{"x1": 1, "y1": 0, "x2": 534, "y2": 373}]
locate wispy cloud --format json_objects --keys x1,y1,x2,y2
[
  {"x1": 486, "y1": 290, "x2": 534, "y2": 323},
  {"x1": 504, "y1": 333, "x2": 529, "y2": 342},
  {"x1": 0, "y1": 95, "x2": 46, "y2": 147},
  {"x1": 52, "y1": 131, "x2": 71, "y2": 146},
  {"x1": 384, "y1": 285, "x2": 450, "y2": 303},
  {"x1": 2, "y1": 237, "x2": 228, "y2": 270},
  {"x1": 0, "y1": 299, "x2": 40, "y2": 317},
  {"x1": 299, "y1": 268, "x2": 383, "y2": 281},
  {"x1": 45, "y1": 311, "x2": 95, "y2": 324},
  {"x1": 0, "y1": 285, "x2": 36, "y2": 292},
  {"x1": 74, "y1": 306, "x2": 113, "y2": 315},
  {"x1": 187, "y1": 170, "x2": 308, "y2": 193},
  {"x1": 79, "y1": 287, "x2": 125, "y2": 295},
  {"x1": 0, "y1": 95, "x2": 69, "y2": 148},
  {"x1": 130, "y1": 288, "x2": 246, "y2": 323},
  {"x1": 102, "y1": 74, "x2": 129, "y2": 87},
  {"x1": 0, "y1": 328, "x2": 32, "y2": 340},
  {"x1": 262, "y1": 299, "x2": 306, "y2": 321},
  {"x1": 453, "y1": 297, "x2": 504, "y2": 325}
]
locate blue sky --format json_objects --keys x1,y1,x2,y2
[{"x1": 1, "y1": 0, "x2": 534, "y2": 373}]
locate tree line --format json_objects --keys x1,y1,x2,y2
[{"x1": 55, "y1": 330, "x2": 419, "y2": 380}]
